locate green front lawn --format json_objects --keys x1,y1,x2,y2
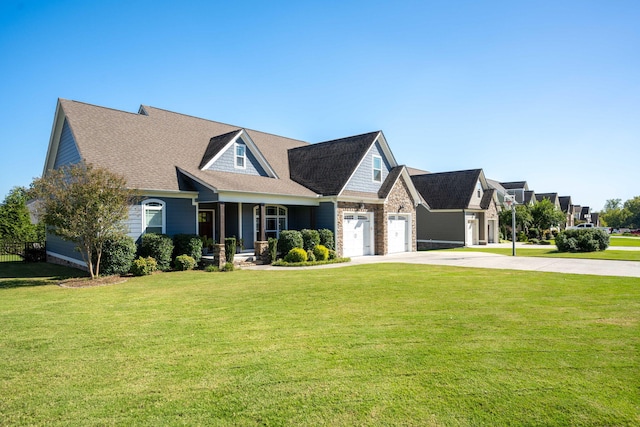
[
  {"x1": 1, "y1": 264, "x2": 638, "y2": 425},
  {"x1": 610, "y1": 236, "x2": 640, "y2": 247}
]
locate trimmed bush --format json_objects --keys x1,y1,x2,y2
[
  {"x1": 99, "y1": 233, "x2": 136, "y2": 276},
  {"x1": 223, "y1": 261, "x2": 234, "y2": 272},
  {"x1": 278, "y1": 230, "x2": 303, "y2": 255},
  {"x1": 301, "y1": 229, "x2": 320, "y2": 251},
  {"x1": 517, "y1": 231, "x2": 528, "y2": 242},
  {"x1": 528, "y1": 238, "x2": 540, "y2": 245},
  {"x1": 130, "y1": 256, "x2": 157, "y2": 276},
  {"x1": 225, "y1": 237, "x2": 236, "y2": 263},
  {"x1": 307, "y1": 249, "x2": 316, "y2": 262},
  {"x1": 319, "y1": 228, "x2": 335, "y2": 250},
  {"x1": 328, "y1": 249, "x2": 337, "y2": 260},
  {"x1": 174, "y1": 254, "x2": 196, "y2": 271},
  {"x1": 268, "y1": 237, "x2": 278, "y2": 264},
  {"x1": 556, "y1": 229, "x2": 609, "y2": 252},
  {"x1": 204, "y1": 264, "x2": 219, "y2": 272},
  {"x1": 313, "y1": 244, "x2": 329, "y2": 261},
  {"x1": 528, "y1": 228, "x2": 540, "y2": 240},
  {"x1": 139, "y1": 233, "x2": 174, "y2": 271},
  {"x1": 284, "y1": 247, "x2": 307, "y2": 263},
  {"x1": 173, "y1": 234, "x2": 202, "y2": 266}
]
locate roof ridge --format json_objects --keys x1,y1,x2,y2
[
  {"x1": 142, "y1": 105, "x2": 310, "y2": 145},
  {"x1": 60, "y1": 98, "x2": 142, "y2": 117}
]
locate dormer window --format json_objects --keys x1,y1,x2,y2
[
  {"x1": 235, "y1": 142, "x2": 246, "y2": 169},
  {"x1": 373, "y1": 155, "x2": 382, "y2": 182}
]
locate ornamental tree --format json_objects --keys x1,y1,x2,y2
[
  {"x1": 30, "y1": 162, "x2": 134, "y2": 279},
  {"x1": 0, "y1": 186, "x2": 43, "y2": 241},
  {"x1": 530, "y1": 198, "x2": 566, "y2": 235}
]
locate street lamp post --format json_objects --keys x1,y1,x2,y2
[{"x1": 505, "y1": 195, "x2": 516, "y2": 256}]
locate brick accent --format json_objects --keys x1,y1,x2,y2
[
  {"x1": 254, "y1": 240, "x2": 269, "y2": 263},
  {"x1": 336, "y1": 175, "x2": 417, "y2": 257}
]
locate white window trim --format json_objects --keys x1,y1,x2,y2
[
  {"x1": 372, "y1": 155, "x2": 382, "y2": 183},
  {"x1": 253, "y1": 205, "x2": 288, "y2": 240},
  {"x1": 142, "y1": 199, "x2": 166, "y2": 235},
  {"x1": 235, "y1": 142, "x2": 246, "y2": 170}
]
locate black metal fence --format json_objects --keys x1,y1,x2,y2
[{"x1": 0, "y1": 240, "x2": 47, "y2": 263}]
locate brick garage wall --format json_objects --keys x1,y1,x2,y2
[
  {"x1": 336, "y1": 175, "x2": 417, "y2": 257},
  {"x1": 383, "y1": 176, "x2": 417, "y2": 253}
]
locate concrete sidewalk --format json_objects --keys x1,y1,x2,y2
[{"x1": 250, "y1": 248, "x2": 640, "y2": 278}]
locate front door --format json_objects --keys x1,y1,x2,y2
[{"x1": 198, "y1": 210, "x2": 214, "y2": 240}]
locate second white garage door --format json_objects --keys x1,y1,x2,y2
[
  {"x1": 343, "y1": 214, "x2": 372, "y2": 257},
  {"x1": 388, "y1": 214, "x2": 409, "y2": 254}
]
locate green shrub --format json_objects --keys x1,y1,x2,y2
[
  {"x1": 528, "y1": 228, "x2": 540, "y2": 240},
  {"x1": 556, "y1": 229, "x2": 609, "y2": 252},
  {"x1": 222, "y1": 261, "x2": 234, "y2": 272},
  {"x1": 278, "y1": 230, "x2": 303, "y2": 255},
  {"x1": 301, "y1": 229, "x2": 320, "y2": 251},
  {"x1": 313, "y1": 244, "x2": 329, "y2": 261},
  {"x1": 204, "y1": 264, "x2": 219, "y2": 272},
  {"x1": 517, "y1": 231, "x2": 528, "y2": 242},
  {"x1": 139, "y1": 233, "x2": 174, "y2": 271},
  {"x1": 130, "y1": 256, "x2": 157, "y2": 276},
  {"x1": 268, "y1": 237, "x2": 278, "y2": 264},
  {"x1": 99, "y1": 233, "x2": 136, "y2": 276},
  {"x1": 328, "y1": 249, "x2": 337, "y2": 260},
  {"x1": 224, "y1": 237, "x2": 236, "y2": 263},
  {"x1": 173, "y1": 234, "x2": 202, "y2": 266},
  {"x1": 528, "y1": 238, "x2": 540, "y2": 245},
  {"x1": 319, "y1": 229, "x2": 335, "y2": 250},
  {"x1": 174, "y1": 254, "x2": 196, "y2": 271},
  {"x1": 284, "y1": 247, "x2": 307, "y2": 263},
  {"x1": 306, "y1": 249, "x2": 316, "y2": 262}
]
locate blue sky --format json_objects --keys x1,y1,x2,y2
[{"x1": 1, "y1": 0, "x2": 638, "y2": 211}]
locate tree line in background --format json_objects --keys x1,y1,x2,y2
[
  {"x1": 599, "y1": 197, "x2": 640, "y2": 229},
  {"x1": 498, "y1": 198, "x2": 566, "y2": 241}
]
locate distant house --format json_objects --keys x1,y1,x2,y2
[
  {"x1": 500, "y1": 181, "x2": 529, "y2": 204},
  {"x1": 535, "y1": 193, "x2": 561, "y2": 208},
  {"x1": 524, "y1": 190, "x2": 536, "y2": 206},
  {"x1": 410, "y1": 169, "x2": 500, "y2": 248},
  {"x1": 558, "y1": 196, "x2": 574, "y2": 228},
  {"x1": 42, "y1": 99, "x2": 422, "y2": 267}
]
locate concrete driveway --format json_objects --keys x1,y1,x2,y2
[{"x1": 252, "y1": 245, "x2": 640, "y2": 278}]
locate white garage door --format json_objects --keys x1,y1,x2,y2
[
  {"x1": 388, "y1": 214, "x2": 409, "y2": 254},
  {"x1": 343, "y1": 214, "x2": 372, "y2": 257}
]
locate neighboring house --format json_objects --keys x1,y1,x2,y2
[
  {"x1": 410, "y1": 169, "x2": 500, "y2": 248},
  {"x1": 500, "y1": 181, "x2": 529, "y2": 204},
  {"x1": 42, "y1": 99, "x2": 422, "y2": 267},
  {"x1": 558, "y1": 196, "x2": 574, "y2": 228},
  {"x1": 535, "y1": 192, "x2": 561, "y2": 209},
  {"x1": 524, "y1": 190, "x2": 536, "y2": 206},
  {"x1": 486, "y1": 178, "x2": 507, "y2": 205},
  {"x1": 580, "y1": 206, "x2": 592, "y2": 223},
  {"x1": 572, "y1": 205, "x2": 582, "y2": 224}
]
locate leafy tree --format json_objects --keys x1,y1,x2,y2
[
  {"x1": 0, "y1": 186, "x2": 43, "y2": 241},
  {"x1": 30, "y1": 162, "x2": 134, "y2": 279},
  {"x1": 530, "y1": 198, "x2": 566, "y2": 235},
  {"x1": 600, "y1": 198, "x2": 630, "y2": 229},
  {"x1": 623, "y1": 196, "x2": 640, "y2": 228},
  {"x1": 499, "y1": 203, "x2": 532, "y2": 238}
]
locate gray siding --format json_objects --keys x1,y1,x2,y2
[
  {"x1": 242, "y1": 204, "x2": 255, "y2": 249},
  {"x1": 416, "y1": 206, "x2": 465, "y2": 243},
  {"x1": 288, "y1": 206, "x2": 313, "y2": 231},
  {"x1": 206, "y1": 138, "x2": 267, "y2": 176},
  {"x1": 46, "y1": 233, "x2": 84, "y2": 263},
  {"x1": 316, "y1": 202, "x2": 335, "y2": 231},
  {"x1": 128, "y1": 197, "x2": 197, "y2": 243},
  {"x1": 53, "y1": 119, "x2": 81, "y2": 168},
  {"x1": 344, "y1": 141, "x2": 391, "y2": 193}
]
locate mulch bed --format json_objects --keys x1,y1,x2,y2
[{"x1": 58, "y1": 275, "x2": 129, "y2": 288}]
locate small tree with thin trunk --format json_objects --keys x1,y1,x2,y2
[{"x1": 30, "y1": 162, "x2": 134, "y2": 279}]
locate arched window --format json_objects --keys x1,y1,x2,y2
[
  {"x1": 253, "y1": 205, "x2": 287, "y2": 240},
  {"x1": 142, "y1": 199, "x2": 166, "y2": 234}
]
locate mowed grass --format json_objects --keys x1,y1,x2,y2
[
  {"x1": 1, "y1": 264, "x2": 639, "y2": 426},
  {"x1": 450, "y1": 246, "x2": 640, "y2": 261},
  {"x1": 610, "y1": 236, "x2": 640, "y2": 247}
]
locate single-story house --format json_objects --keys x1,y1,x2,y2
[
  {"x1": 410, "y1": 169, "x2": 500, "y2": 248},
  {"x1": 43, "y1": 99, "x2": 422, "y2": 267}
]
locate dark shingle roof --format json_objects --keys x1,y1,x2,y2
[
  {"x1": 378, "y1": 166, "x2": 405, "y2": 199},
  {"x1": 500, "y1": 181, "x2": 528, "y2": 190},
  {"x1": 480, "y1": 188, "x2": 495, "y2": 209},
  {"x1": 524, "y1": 190, "x2": 535, "y2": 205},
  {"x1": 198, "y1": 129, "x2": 242, "y2": 169},
  {"x1": 535, "y1": 193, "x2": 559, "y2": 204},
  {"x1": 558, "y1": 196, "x2": 572, "y2": 213},
  {"x1": 288, "y1": 131, "x2": 380, "y2": 196},
  {"x1": 411, "y1": 169, "x2": 482, "y2": 209}
]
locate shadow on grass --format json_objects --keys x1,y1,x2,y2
[{"x1": 0, "y1": 262, "x2": 87, "y2": 289}]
